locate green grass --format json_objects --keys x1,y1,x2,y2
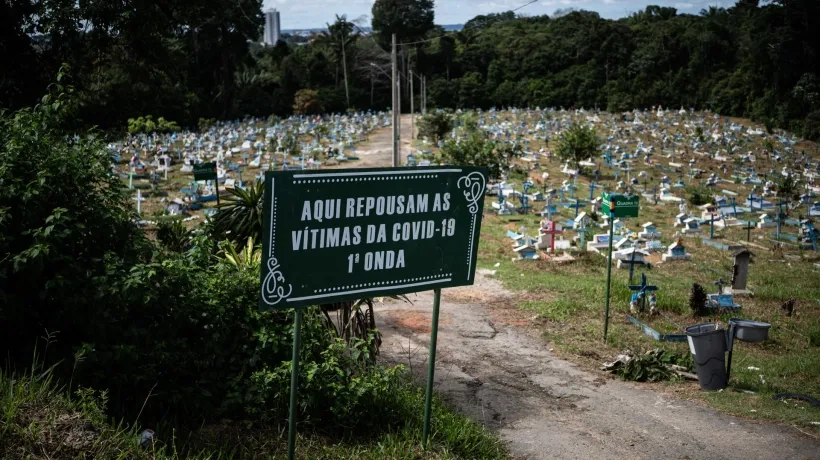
[
  {"x1": 477, "y1": 153, "x2": 820, "y2": 431},
  {"x1": 1, "y1": 364, "x2": 507, "y2": 459}
]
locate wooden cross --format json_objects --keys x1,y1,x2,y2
[
  {"x1": 540, "y1": 220, "x2": 564, "y2": 254},
  {"x1": 714, "y1": 278, "x2": 727, "y2": 294},
  {"x1": 588, "y1": 181, "x2": 599, "y2": 201}
]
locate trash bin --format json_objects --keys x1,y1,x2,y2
[{"x1": 685, "y1": 323, "x2": 728, "y2": 391}]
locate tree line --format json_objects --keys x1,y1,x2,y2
[{"x1": 2, "y1": 0, "x2": 818, "y2": 139}]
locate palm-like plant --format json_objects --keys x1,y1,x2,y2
[
  {"x1": 156, "y1": 219, "x2": 193, "y2": 252},
  {"x1": 219, "y1": 237, "x2": 261, "y2": 270},
  {"x1": 319, "y1": 15, "x2": 359, "y2": 109},
  {"x1": 210, "y1": 180, "x2": 264, "y2": 244}
]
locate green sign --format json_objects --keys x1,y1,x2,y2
[
  {"x1": 193, "y1": 162, "x2": 217, "y2": 181},
  {"x1": 602, "y1": 192, "x2": 639, "y2": 218},
  {"x1": 260, "y1": 167, "x2": 488, "y2": 310}
]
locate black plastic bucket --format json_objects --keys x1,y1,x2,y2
[{"x1": 685, "y1": 323, "x2": 728, "y2": 391}]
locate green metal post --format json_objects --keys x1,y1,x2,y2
[
  {"x1": 422, "y1": 288, "x2": 442, "y2": 447},
  {"x1": 287, "y1": 307, "x2": 303, "y2": 460},
  {"x1": 603, "y1": 214, "x2": 615, "y2": 342}
]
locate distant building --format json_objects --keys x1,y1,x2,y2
[{"x1": 264, "y1": 9, "x2": 281, "y2": 46}]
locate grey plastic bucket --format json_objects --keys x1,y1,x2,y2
[{"x1": 685, "y1": 323, "x2": 728, "y2": 391}]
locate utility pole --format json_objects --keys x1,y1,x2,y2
[
  {"x1": 391, "y1": 34, "x2": 398, "y2": 167},
  {"x1": 423, "y1": 75, "x2": 427, "y2": 113},
  {"x1": 398, "y1": 66, "x2": 402, "y2": 164},
  {"x1": 410, "y1": 70, "x2": 415, "y2": 144}
]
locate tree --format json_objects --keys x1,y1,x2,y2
[
  {"x1": 293, "y1": 89, "x2": 324, "y2": 114},
  {"x1": 417, "y1": 111, "x2": 453, "y2": 142},
  {"x1": 439, "y1": 132, "x2": 523, "y2": 179},
  {"x1": 776, "y1": 173, "x2": 800, "y2": 199},
  {"x1": 555, "y1": 123, "x2": 600, "y2": 169},
  {"x1": 371, "y1": 0, "x2": 435, "y2": 46},
  {"x1": 0, "y1": 75, "x2": 149, "y2": 367}
]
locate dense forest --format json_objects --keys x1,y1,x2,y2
[{"x1": 2, "y1": 0, "x2": 818, "y2": 139}]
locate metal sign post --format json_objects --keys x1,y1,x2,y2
[
  {"x1": 422, "y1": 288, "x2": 442, "y2": 445},
  {"x1": 603, "y1": 211, "x2": 615, "y2": 342},
  {"x1": 602, "y1": 192, "x2": 639, "y2": 342},
  {"x1": 286, "y1": 307, "x2": 303, "y2": 460},
  {"x1": 259, "y1": 167, "x2": 488, "y2": 458}
]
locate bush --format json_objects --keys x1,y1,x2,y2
[
  {"x1": 439, "y1": 132, "x2": 523, "y2": 179},
  {"x1": 293, "y1": 89, "x2": 324, "y2": 115},
  {"x1": 555, "y1": 123, "x2": 600, "y2": 169},
  {"x1": 686, "y1": 185, "x2": 711, "y2": 206},
  {"x1": 417, "y1": 110, "x2": 453, "y2": 143},
  {"x1": 808, "y1": 324, "x2": 820, "y2": 347},
  {"x1": 128, "y1": 115, "x2": 181, "y2": 134},
  {"x1": 689, "y1": 283, "x2": 708, "y2": 316},
  {"x1": 156, "y1": 220, "x2": 192, "y2": 252},
  {"x1": 1, "y1": 82, "x2": 150, "y2": 371}
]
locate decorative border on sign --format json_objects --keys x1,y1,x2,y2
[
  {"x1": 458, "y1": 172, "x2": 486, "y2": 280},
  {"x1": 313, "y1": 273, "x2": 453, "y2": 294},
  {"x1": 261, "y1": 177, "x2": 293, "y2": 305}
]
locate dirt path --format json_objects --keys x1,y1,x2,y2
[
  {"x1": 374, "y1": 273, "x2": 819, "y2": 460},
  {"x1": 344, "y1": 120, "x2": 818, "y2": 459},
  {"x1": 331, "y1": 114, "x2": 414, "y2": 168}
]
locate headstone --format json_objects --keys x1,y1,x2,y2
[
  {"x1": 494, "y1": 193, "x2": 512, "y2": 215},
  {"x1": 682, "y1": 218, "x2": 701, "y2": 234},
  {"x1": 662, "y1": 240, "x2": 691, "y2": 261},
  {"x1": 587, "y1": 233, "x2": 611, "y2": 251},
  {"x1": 731, "y1": 250, "x2": 753, "y2": 293},
  {"x1": 615, "y1": 248, "x2": 649, "y2": 269},
  {"x1": 538, "y1": 220, "x2": 564, "y2": 253},
  {"x1": 638, "y1": 222, "x2": 662, "y2": 239}
]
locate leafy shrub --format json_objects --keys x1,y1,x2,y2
[
  {"x1": 198, "y1": 117, "x2": 217, "y2": 132},
  {"x1": 292, "y1": 89, "x2": 324, "y2": 115},
  {"x1": 608, "y1": 349, "x2": 690, "y2": 382},
  {"x1": 556, "y1": 123, "x2": 600, "y2": 169},
  {"x1": 686, "y1": 185, "x2": 711, "y2": 206},
  {"x1": 417, "y1": 110, "x2": 453, "y2": 143},
  {"x1": 0, "y1": 81, "x2": 150, "y2": 371},
  {"x1": 156, "y1": 220, "x2": 192, "y2": 252},
  {"x1": 808, "y1": 324, "x2": 820, "y2": 347},
  {"x1": 689, "y1": 283, "x2": 708, "y2": 316},
  {"x1": 128, "y1": 115, "x2": 180, "y2": 134},
  {"x1": 439, "y1": 132, "x2": 523, "y2": 179}
]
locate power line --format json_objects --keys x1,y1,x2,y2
[{"x1": 399, "y1": 0, "x2": 539, "y2": 47}]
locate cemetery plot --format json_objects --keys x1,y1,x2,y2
[
  {"x1": 455, "y1": 106, "x2": 819, "y2": 428},
  {"x1": 119, "y1": 106, "x2": 820, "y2": 430}
]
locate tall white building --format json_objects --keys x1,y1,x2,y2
[{"x1": 264, "y1": 9, "x2": 281, "y2": 46}]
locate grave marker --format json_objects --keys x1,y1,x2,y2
[{"x1": 731, "y1": 250, "x2": 753, "y2": 293}]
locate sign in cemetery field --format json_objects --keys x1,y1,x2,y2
[
  {"x1": 260, "y1": 167, "x2": 488, "y2": 310},
  {"x1": 602, "y1": 192, "x2": 640, "y2": 218},
  {"x1": 193, "y1": 162, "x2": 217, "y2": 181}
]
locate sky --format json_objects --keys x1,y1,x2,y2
[{"x1": 263, "y1": 0, "x2": 738, "y2": 30}]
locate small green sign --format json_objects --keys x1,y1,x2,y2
[
  {"x1": 193, "y1": 162, "x2": 217, "y2": 181},
  {"x1": 602, "y1": 192, "x2": 640, "y2": 218},
  {"x1": 260, "y1": 167, "x2": 488, "y2": 310}
]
